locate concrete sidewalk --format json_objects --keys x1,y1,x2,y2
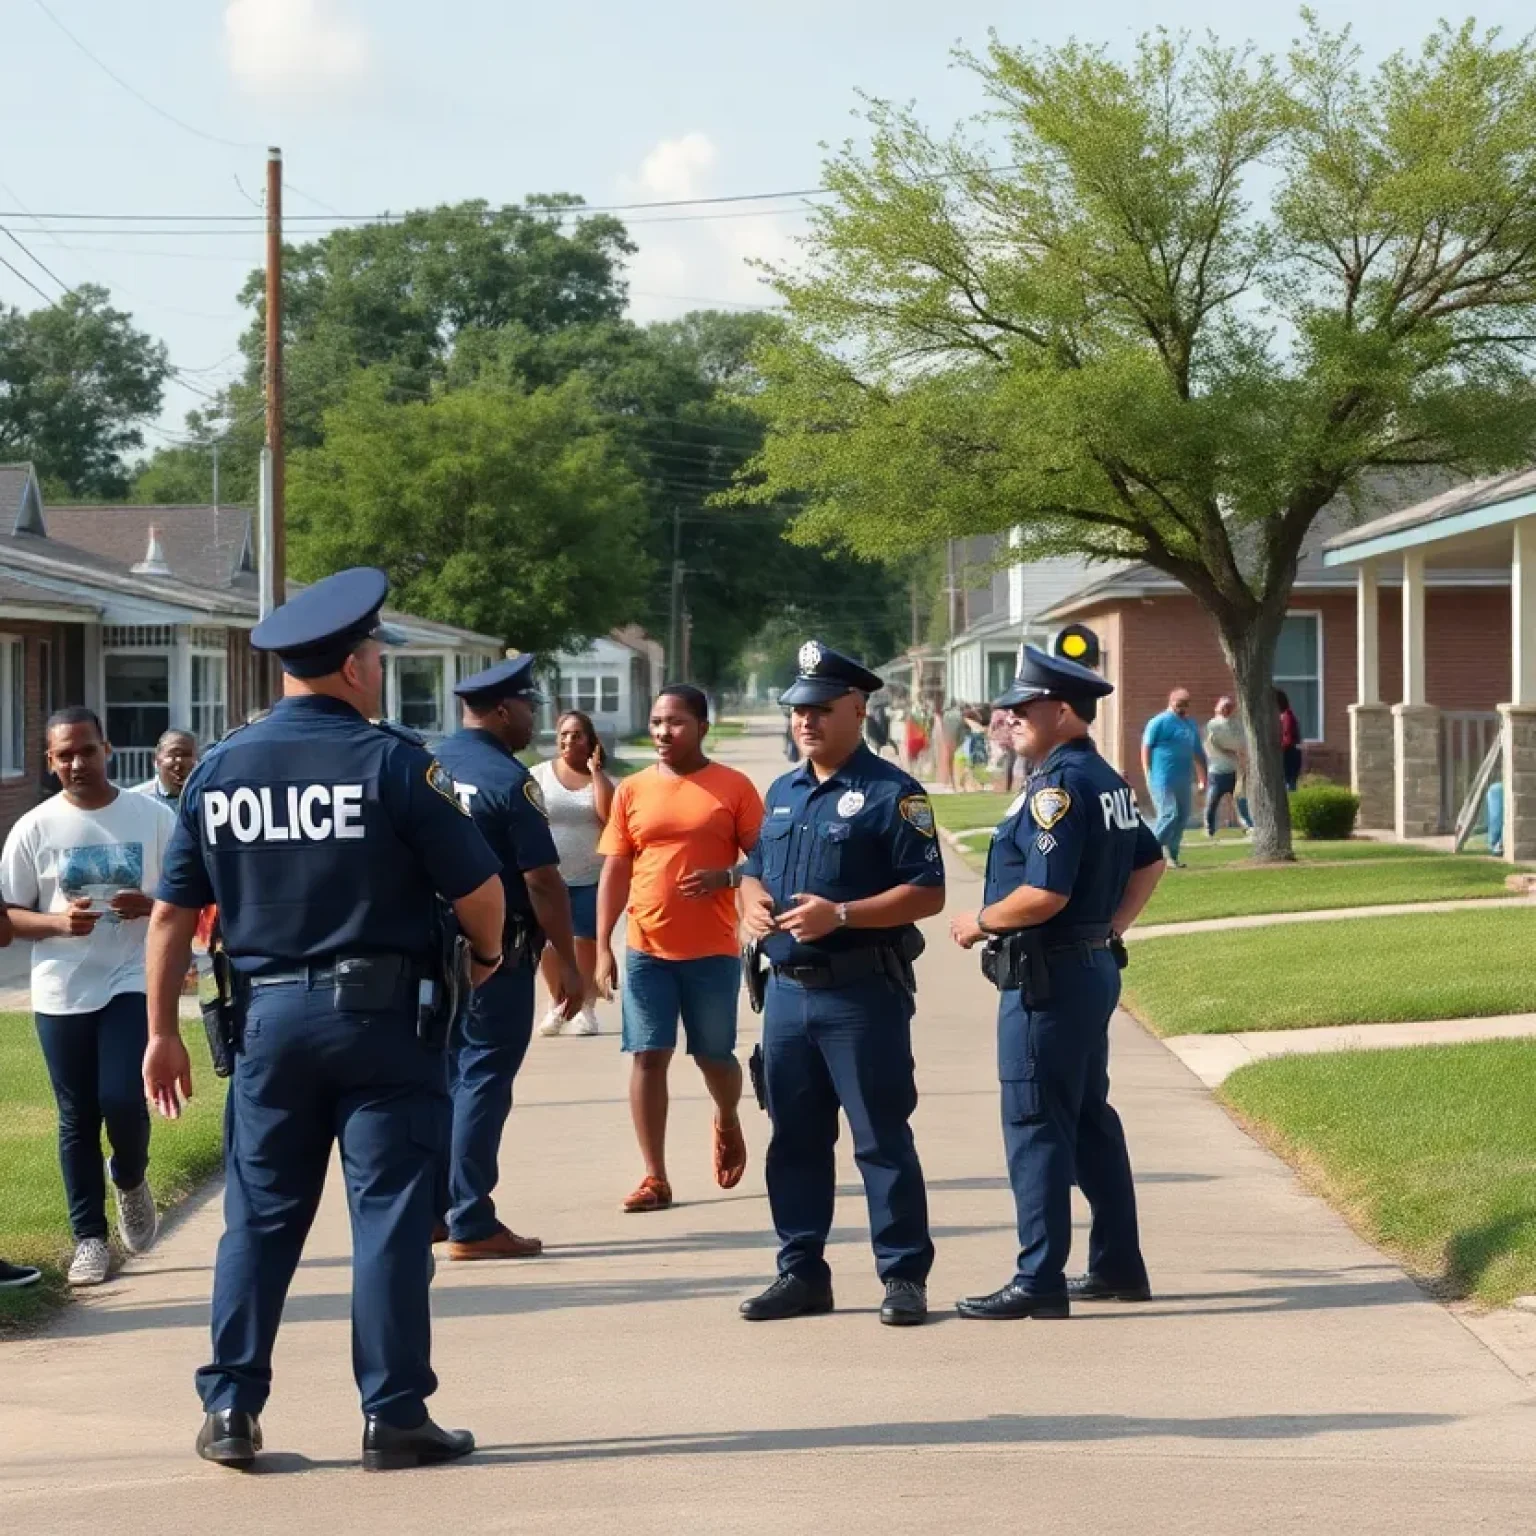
[{"x1": 2, "y1": 719, "x2": 1534, "y2": 1533}]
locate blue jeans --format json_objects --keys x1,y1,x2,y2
[
  {"x1": 34, "y1": 991, "x2": 151, "y2": 1242},
  {"x1": 1150, "y1": 776, "x2": 1193, "y2": 861},
  {"x1": 1204, "y1": 771, "x2": 1252, "y2": 835},
  {"x1": 621, "y1": 951, "x2": 740, "y2": 1060}
]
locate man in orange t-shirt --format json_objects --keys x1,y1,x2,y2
[{"x1": 596, "y1": 685, "x2": 764, "y2": 1213}]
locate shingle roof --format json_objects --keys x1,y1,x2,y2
[
  {"x1": 0, "y1": 466, "x2": 30, "y2": 531},
  {"x1": 1323, "y1": 466, "x2": 1536, "y2": 555},
  {"x1": 45, "y1": 504, "x2": 251, "y2": 589}
]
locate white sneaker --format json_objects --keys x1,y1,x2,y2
[
  {"x1": 536, "y1": 1007, "x2": 565, "y2": 1038},
  {"x1": 115, "y1": 1180, "x2": 159, "y2": 1255},
  {"x1": 569, "y1": 1007, "x2": 599, "y2": 1037},
  {"x1": 68, "y1": 1237, "x2": 112, "y2": 1288}
]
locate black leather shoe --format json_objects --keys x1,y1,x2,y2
[
  {"x1": 361, "y1": 1414, "x2": 475, "y2": 1472},
  {"x1": 739, "y1": 1274, "x2": 834, "y2": 1321},
  {"x1": 196, "y1": 1410, "x2": 262, "y2": 1468},
  {"x1": 880, "y1": 1279, "x2": 928, "y2": 1326},
  {"x1": 1068, "y1": 1273, "x2": 1152, "y2": 1303},
  {"x1": 955, "y1": 1281, "x2": 1071, "y2": 1320}
]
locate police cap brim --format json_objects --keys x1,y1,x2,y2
[
  {"x1": 779, "y1": 678, "x2": 862, "y2": 707},
  {"x1": 993, "y1": 681, "x2": 1053, "y2": 710}
]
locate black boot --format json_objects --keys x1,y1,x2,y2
[
  {"x1": 1068, "y1": 1273, "x2": 1152, "y2": 1303},
  {"x1": 196, "y1": 1410, "x2": 263, "y2": 1469},
  {"x1": 955, "y1": 1280, "x2": 1071, "y2": 1320},
  {"x1": 880, "y1": 1279, "x2": 929, "y2": 1327},
  {"x1": 361, "y1": 1414, "x2": 475, "y2": 1472},
  {"x1": 739, "y1": 1273, "x2": 835, "y2": 1321}
]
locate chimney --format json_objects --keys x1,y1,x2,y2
[{"x1": 131, "y1": 524, "x2": 173, "y2": 578}]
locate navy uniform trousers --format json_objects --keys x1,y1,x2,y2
[
  {"x1": 444, "y1": 962, "x2": 536, "y2": 1242},
  {"x1": 763, "y1": 972, "x2": 934, "y2": 1285},
  {"x1": 999, "y1": 946, "x2": 1147, "y2": 1297},
  {"x1": 196, "y1": 976, "x2": 445, "y2": 1427}
]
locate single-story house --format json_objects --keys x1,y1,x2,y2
[
  {"x1": 0, "y1": 462, "x2": 504, "y2": 842},
  {"x1": 543, "y1": 625, "x2": 665, "y2": 739}
]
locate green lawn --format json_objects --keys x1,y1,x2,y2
[
  {"x1": 1123, "y1": 908, "x2": 1536, "y2": 1036},
  {"x1": 1221, "y1": 1041, "x2": 1536, "y2": 1307},
  {"x1": 0, "y1": 1012, "x2": 227, "y2": 1329},
  {"x1": 1176, "y1": 837, "x2": 1444, "y2": 868},
  {"x1": 932, "y1": 791, "x2": 1017, "y2": 832},
  {"x1": 1141, "y1": 855, "x2": 1513, "y2": 925}
]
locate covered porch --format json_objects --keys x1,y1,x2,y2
[{"x1": 1323, "y1": 469, "x2": 1536, "y2": 857}]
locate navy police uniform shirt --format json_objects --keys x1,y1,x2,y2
[
  {"x1": 156, "y1": 694, "x2": 501, "y2": 973},
  {"x1": 431, "y1": 727, "x2": 559, "y2": 916},
  {"x1": 743, "y1": 742, "x2": 944, "y2": 965},
  {"x1": 983, "y1": 736, "x2": 1162, "y2": 930}
]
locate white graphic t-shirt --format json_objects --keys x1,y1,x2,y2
[{"x1": 0, "y1": 789, "x2": 176, "y2": 1015}]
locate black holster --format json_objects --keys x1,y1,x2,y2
[
  {"x1": 418, "y1": 900, "x2": 468, "y2": 1049},
  {"x1": 742, "y1": 940, "x2": 767, "y2": 1014},
  {"x1": 748, "y1": 1043, "x2": 766, "y2": 1110},
  {"x1": 504, "y1": 912, "x2": 545, "y2": 971},
  {"x1": 980, "y1": 931, "x2": 1053, "y2": 1006},
  {"x1": 199, "y1": 934, "x2": 240, "y2": 1079}
]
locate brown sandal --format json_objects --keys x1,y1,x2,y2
[
  {"x1": 714, "y1": 1117, "x2": 748, "y2": 1190},
  {"x1": 622, "y1": 1175, "x2": 673, "y2": 1213}
]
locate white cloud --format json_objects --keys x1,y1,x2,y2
[
  {"x1": 618, "y1": 133, "x2": 800, "y2": 323},
  {"x1": 224, "y1": 0, "x2": 370, "y2": 96}
]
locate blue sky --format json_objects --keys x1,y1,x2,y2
[{"x1": 3, "y1": 1, "x2": 1528, "y2": 444}]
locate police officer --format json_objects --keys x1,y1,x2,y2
[
  {"x1": 433, "y1": 655, "x2": 583, "y2": 1260},
  {"x1": 739, "y1": 641, "x2": 944, "y2": 1327},
  {"x1": 949, "y1": 646, "x2": 1165, "y2": 1320},
  {"x1": 141, "y1": 568, "x2": 508, "y2": 1471}
]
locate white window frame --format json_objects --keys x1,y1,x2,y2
[
  {"x1": 102, "y1": 638, "x2": 172, "y2": 755},
  {"x1": 0, "y1": 635, "x2": 24, "y2": 779},
  {"x1": 190, "y1": 647, "x2": 228, "y2": 748},
  {"x1": 1276, "y1": 610, "x2": 1325, "y2": 744},
  {"x1": 599, "y1": 675, "x2": 620, "y2": 714},
  {"x1": 390, "y1": 651, "x2": 447, "y2": 735}
]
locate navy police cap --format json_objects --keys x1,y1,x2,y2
[
  {"x1": 454, "y1": 653, "x2": 544, "y2": 706},
  {"x1": 779, "y1": 639, "x2": 883, "y2": 707},
  {"x1": 250, "y1": 567, "x2": 406, "y2": 679},
  {"x1": 994, "y1": 645, "x2": 1114, "y2": 710}
]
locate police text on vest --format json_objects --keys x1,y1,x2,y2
[
  {"x1": 203, "y1": 785, "x2": 366, "y2": 844},
  {"x1": 1100, "y1": 788, "x2": 1140, "y2": 830}
]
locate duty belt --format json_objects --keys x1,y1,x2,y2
[
  {"x1": 244, "y1": 954, "x2": 416, "y2": 989},
  {"x1": 773, "y1": 945, "x2": 899, "y2": 990}
]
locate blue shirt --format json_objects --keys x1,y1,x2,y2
[
  {"x1": 431, "y1": 727, "x2": 559, "y2": 917},
  {"x1": 742, "y1": 742, "x2": 944, "y2": 965},
  {"x1": 156, "y1": 694, "x2": 501, "y2": 974},
  {"x1": 984, "y1": 737, "x2": 1162, "y2": 933},
  {"x1": 1141, "y1": 710, "x2": 1205, "y2": 783}
]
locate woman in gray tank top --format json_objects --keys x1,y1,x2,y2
[{"x1": 530, "y1": 710, "x2": 615, "y2": 1035}]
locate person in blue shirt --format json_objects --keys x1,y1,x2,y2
[
  {"x1": 738, "y1": 641, "x2": 945, "y2": 1327},
  {"x1": 950, "y1": 646, "x2": 1165, "y2": 1320},
  {"x1": 432, "y1": 655, "x2": 582, "y2": 1262},
  {"x1": 141, "y1": 568, "x2": 508, "y2": 1473},
  {"x1": 1140, "y1": 688, "x2": 1206, "y2": 866}
]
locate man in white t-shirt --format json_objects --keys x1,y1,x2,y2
[{"x1": 1, "y1": 707, "x2": 175, "y2": 1287}]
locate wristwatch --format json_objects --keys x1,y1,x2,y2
[{"x1": 836, "y1": 902, "x2": 849, "y2": 927}]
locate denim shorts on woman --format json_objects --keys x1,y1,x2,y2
[
  {"x1": 567, "y1": 882, "x2": 599, "y2": 941},
  {"x1": 621, "y1": 950, "x2": 741, "y2": 1060}
]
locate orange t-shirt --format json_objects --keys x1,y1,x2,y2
[{"x1": 598, "y1": 762, "x2": 765, "y2": 960}]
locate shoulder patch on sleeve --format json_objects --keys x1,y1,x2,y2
[
  {"x1": 524, "y1": 778, "x2": 548, "y2": 817},
  {"x1": 1030, "y1": 786, "x2": 1072, "y2": 830},
  {"x1": 426, "y1": 759, "x2": 467, "y2": 813},
  {"x1": 898, "y1": 794, "x2": 935, "y2": 836}
]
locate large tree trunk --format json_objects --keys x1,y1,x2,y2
[{"x1": 1218, "y1": 614, "x2": 1294, "y2": 863}]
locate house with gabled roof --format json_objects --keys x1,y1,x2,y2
[{"x1": 0, "y1": 463, "x2": 504, "y2": 840}]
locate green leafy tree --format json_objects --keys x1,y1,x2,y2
[
  {"x1": 741, "y1": 20, "x2": 1536, "y2": 857},
  {"x1": 0, "y1": 285, "x2": 168, "y2": 497},
  {"x1": 287, "y1": 373, "x2": 649, "y2": 652}
]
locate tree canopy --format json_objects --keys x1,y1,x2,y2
[{"x1": 739, "y1": 19, "x2": 1536, "y2": 854}]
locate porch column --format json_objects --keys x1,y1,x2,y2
[
  {"x1": 1499, "y1": 517, "x2": 1536, "y2": 861},
  {"x1": 1392, "y1": 549, "x2": 1441, "y2": 837},
  {"x1": 441, "y1": 653, "x2": 455, "y2": 735},
  {"x1": 1348, "y1": 560, "x2": 1393, "y2": 828},
  {"x1": 170, "y1": 626, "x2": 193, "y2": 733}
]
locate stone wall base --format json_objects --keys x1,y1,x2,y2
[
  {"x1": 1349, "y1": 703, "x2": 1394, "y2": 830},
  {"x1": 1393, "y1": 703, "x2": 1442, "y2": 839},
  {"x1": 1499, "y1": 704, "x2": 1536, "y2": 863}
]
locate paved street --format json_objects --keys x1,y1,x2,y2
[{"x1": 2, "y1": 720, "x2": 1534, "y2": 1533}]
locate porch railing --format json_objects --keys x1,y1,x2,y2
[
  {"x1": 109, "y1": 747, "x2": 155, "y2": 787},
  {"x1": 1440, "y1": 711, "x2": 1500, "y2": 833}
]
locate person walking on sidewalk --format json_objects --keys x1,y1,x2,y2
[
  {"x1": 1, "y1": 708, "x2": 173, "y2": 1288},
  {"x1": 595, "y1": 685, "x2": 764, "y2": 1213},
  {"x1": 142, "y1": 569, "x2": 508, "y2": 1472},
  {"x1": 738, "y1": 641, "x2": 944, "y2": 1328},
  {"x1": 1140, "y1": 689, "x2": 1205, "y2": 866},
  {"x1": 950, "y1": 648, "x2": 1164, "y2": 1320},
  {"x1": 434, "y1": 656, "x2": 583, "y2": 1262},
  {"x1": 532, "y1": 709, "x2": 615, "y2": 1038}
]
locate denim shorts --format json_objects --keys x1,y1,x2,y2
[
  {"x1": 621, "y1": 950, "x2": 740, "y2": 1060},
  {"x1": 567, "y1": 882, "x2": 598, "y2": 942}
]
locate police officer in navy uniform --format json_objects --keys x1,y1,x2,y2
[
  {"x1": 433, "y1": 655, "x2": 583, "y2": 1261},
  {"x1": 739, "y1": 641, "x2": 945, "y2": 1327},
  {"x1": 141, "y1": 568, "x2": 509, "y2": 1471},
  {"x1": 949, "y1": 645, "x2": 1165, "y2": 1320}
]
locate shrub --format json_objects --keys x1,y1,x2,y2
[
  {"x1": 1290, "y1": 784, "x2": 1360, "y2": 840},
  {"x1": 1297, "y1": 771, "x2": 1337, "y2": 789}
]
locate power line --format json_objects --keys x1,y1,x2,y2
[{"x1": 0, "y1": 250, "x2": 52, "y2": 303}]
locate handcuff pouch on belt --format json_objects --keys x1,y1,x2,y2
[
  {"x1": 199, "y1": 923, "x2": 240, "y2": 1078},
  {"x1": 417, "y1": 899, "x2": 469, "y2": 1049}
]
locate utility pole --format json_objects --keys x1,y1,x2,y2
[
  {"x1": 211, "y1": 441, "x2": 220, "y2": 510},
  {"x1": 667, "y1": 505, "x2": 682, "y2": 680},
  {"x1": 264, "y1": 146, "x2": 285, "y2": 607}
]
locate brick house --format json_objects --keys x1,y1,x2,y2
[
  {"x1": 1037, "y1": 501, "x2": 1511, "y2": 819},
  {"x1": 0, "y1": 462, "x2": 503, "y2": 842}
]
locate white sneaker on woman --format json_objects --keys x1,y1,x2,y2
[
  {"x1": 115, "y1": 1179, "x2": 159, "y2": 1255},
  {"x1": 569, "y1": 1007, "x2": 600, "y2": 1037},
  {"x1": 537, "y1": 1007, "x2": 565, "y2": 1038},
  {"x1": 68, "y1": 1238, "x2": 112, "y2": 1288}
]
